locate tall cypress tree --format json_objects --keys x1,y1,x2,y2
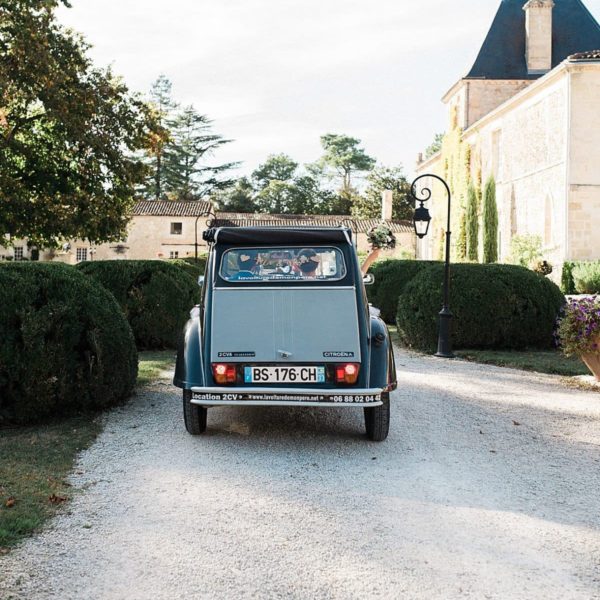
[
  {"x1": 483, "y1": 176, "x2": 498, "y2": 263},
  {"x1": 457, "y1": 210, "x2": 467, "y2": 261},
  {"x1": 466, "y1": 182, "x2": 479, "y2": 262}
]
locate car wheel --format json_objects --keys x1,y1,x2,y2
[
  {"x1": 364, "y1": 392, "x2": 390, "y2": 442},
  {"x1": 183, "y1": 389, "x2": 207, "y2": 435}
]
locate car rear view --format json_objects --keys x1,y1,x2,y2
[{"x1": 174, "y1": 227, "x2": 396, "y2": 441}]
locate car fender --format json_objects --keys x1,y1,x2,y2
[
  {"x1": 368, "y1": 316, "x2": 397, "y2": 391},
  {"x1": 174, "y1": 307, "x2": 205, "y2": 389}
]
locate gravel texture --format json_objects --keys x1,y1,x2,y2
[{"x1": 1, "y1": 349, "x2": 600, "y2": 600}]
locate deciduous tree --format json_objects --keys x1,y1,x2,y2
[
  {"x1": 351, "y1": 165, "x2": 412, "y2": 221},
  {"x1": 0, "y1": 0, "x2": 155, "y2": 246}
]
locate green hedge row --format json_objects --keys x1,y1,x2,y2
[
  {"x1": 0, "y1": 264, "x2": 137, "y2": 424},
  {"x1": 77, "y1": 260, "x2": 198, "y2": 350},
  {"x1": 561, "y1": 261, "x2": 600, "y2": 295},
  {"x1": 396, "y1": 263, "x2": 565, "y2": 352},
  {"x1": 367, "y1": 260, "x2": 442, "y2": 322},
  {"x1": 171, "y1": 256, "x2": 208, "y2": 282}
]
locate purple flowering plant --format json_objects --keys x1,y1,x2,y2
[{"x1": 556, "y1": 297, "x2": 600, "y2": 356}]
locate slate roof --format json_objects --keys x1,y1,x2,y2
[
  {"x1": 466, "y1": 0, "x2": 600, "y2": 80},
  {"x1": 132, "y1": 200, "x2": 212, "y2": 217},
  {"x1": 213, "y1": 212, "x2": 413, "y2": 234}
]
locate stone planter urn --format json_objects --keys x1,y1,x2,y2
[{"x1": 580, "y1": 351, "x2": 600, "y2": 382}]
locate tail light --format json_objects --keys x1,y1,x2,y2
[
  {"x1": 212, "y1": 363, "x2": 237, "y2": 384},
  {"x1": 335, "y1": 363, "x2": 360, "y2": 384}
]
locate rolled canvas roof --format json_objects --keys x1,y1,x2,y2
[{"x1": 214, "y1": 227, "x2": 352, "y2": 246}]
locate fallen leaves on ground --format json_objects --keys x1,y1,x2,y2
[
  {"x1": 48, "y1": 494, "x2": 68, "y2": 505},
  {"x1": 5, "y1": 497, "x2": 16, "y2": 508}
]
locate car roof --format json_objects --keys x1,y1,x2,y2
[{"x1": 213, "y1": 227, "x2": 353, "y2": 246}]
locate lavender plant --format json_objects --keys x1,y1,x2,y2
[{"x1": 556, "y1": 297, "x2": 600, "y2": 356}]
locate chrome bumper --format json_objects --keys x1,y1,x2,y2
[{"x1": 189, "y1": 386, "x2": 384, "y2": 407}]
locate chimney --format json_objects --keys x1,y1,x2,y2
[
  {"x1": 382, "y1": 190, "x2": 393, "y2": 221},
  {"x1": 523, "y1": 0, "x2": 555, "y2": 74}
]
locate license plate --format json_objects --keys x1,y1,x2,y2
[{"x1": 244, "y1": 366, "x2": 325, "y2": 384}]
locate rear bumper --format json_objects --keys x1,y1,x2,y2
[{"x1": 190, "y1": 386, "x2": 384, "y2": 407}]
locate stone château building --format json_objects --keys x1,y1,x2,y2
[{"x1": 415, "y1": 0, "x2": 600, "y2": 273}]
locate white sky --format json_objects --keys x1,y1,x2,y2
[{"x1": 57, "y1": 0, "x2": 600, "y2": 180}]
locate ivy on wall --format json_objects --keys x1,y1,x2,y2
[{"x1": 439, "y1": 108, "x2": 473, "y2": 262}]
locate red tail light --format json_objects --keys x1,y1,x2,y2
[
  {"x1": 212, "y1": 363, "x2": 237, "y2": 384},
  {"x1": 335, "y1": 363, "x2": 360, "y2": 384}
]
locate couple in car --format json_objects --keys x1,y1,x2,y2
[{"x1": 235, "y1": 249, "x2": 321, "y2": 280}]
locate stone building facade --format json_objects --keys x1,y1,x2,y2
[
  {"x1": 1, "y1": 195, "x2": 413, "y2": 263},
  {"x1": 415, "y1": 0, "x2": 600, "y2": 271}
]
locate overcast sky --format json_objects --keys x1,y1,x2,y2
[{"x1": 57, "y1": 0, "x2": 600, "y2": 180}]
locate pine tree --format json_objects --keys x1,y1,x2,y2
[
  {"x1": 466, "y1": 182, "x2": 479, "y2": 262},
  {"x1": 164, "y1": 105, "x2": 238, "y2": 200},
  {"x1": 143, "y1": 75, "x2": 176, "y2": 201},
  {"x1": 483, "y1": 176, "x2": 498, "y2": 263}
]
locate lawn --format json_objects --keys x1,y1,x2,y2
[
  {"x1": 0, "y1": 350, "x2": 175, "y2": 551},
  {"x1": 388, "y1": 326, "x2": 588, "y2": 377},
  {"x1": 454, "y1": 349, "x2": 589, "y2": 377},
  {"x1": 137, "y1": 350, "x2": 177, "y2": 385}
]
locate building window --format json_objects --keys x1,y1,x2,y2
[
  {"x1": 170, "y1": 251, "x2": 179, "y2": 259},
  {"x1": 13, "y1": 247, "x2": 23, "y2": 261},
  {"x1": 76, "y1": 248, "x2": 88, "y2": 262},
  {"x1": 171, "y1": 222, "x2": 183, "y2": 235}
]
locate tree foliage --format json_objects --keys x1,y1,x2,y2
[
  {"x1": 213, "y1": 177, "x2": 257, "y2": 212},
  {"x1": 0, "y1": 0, "x2": 156, "y2": 246},
  {"x1": 351, "y1": 165, "x2": 412, "y2": 221},
  {"x1": 425, "y1": 133, "x2": 443, "y2": 159},
  {"x1": 483, "y1": 176, "x2": 498, "y2": 263},
  {"x1": 317, "y1": 134, "x2": 375, "y2": 192},
  {"x1": 164, "y1": 105, "x2": 238, "y2": 201},
  {"x1": 139, "y1": 77, "x2": 236, "y2": 201}
]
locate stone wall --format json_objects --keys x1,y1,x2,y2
[{"x1": 567, "y1": 66, "x2": 600, "y2": 260}]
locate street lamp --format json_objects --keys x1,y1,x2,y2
[{"x1": 411, "y1": 173, "x2": 454, "y2": 359}]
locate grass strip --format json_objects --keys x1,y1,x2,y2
[
  {"x1": 0, "y1": 350, "x2": 176, "y2": 550},
  {"x1": 454, "y1": 349, "x2": 588, "y2": 377}
]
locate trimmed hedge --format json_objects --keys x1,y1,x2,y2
[
  {"x1": 396, "y1": 263, "x2": 565, "y2": 352},
  {"x1": 572, "y1": 261, "x2": 600, "y2": 294},
  {"x1": 561, "y1": 261, "x2": 577, "y2": 295},
  {"x1": 0, "y1": 263, "x2": 137, "y2": 424},
  {"x1": 77, "y1": 260, "x2": 198, "y2": 350},
  {"x1": 367, "y1": 260, "x2": 441, "y2": 323},
  {"x1": 171, "y1": 256, "x2": 208, "y2": 281}
]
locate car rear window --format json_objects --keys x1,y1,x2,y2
[{"x1": 220, "y1": 247, "x2": 347, "y2": 283}]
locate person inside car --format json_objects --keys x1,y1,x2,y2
[
  {"x1": 296, "y1": 248, "x2": 320, "y2": 279},
  {"x1": 231, "y1": 251, "x2": 259, "y2": 280}
]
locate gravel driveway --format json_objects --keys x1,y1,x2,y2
[{"x1": 1, "y1": 349, "x2": 599, "y2": 600}]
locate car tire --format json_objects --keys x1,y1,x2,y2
[
  {"x1": 364, "y1": 392, "x2": 390, "y2": 442},
  {"x1": 183, "y1": 389, "x2": 207, "y2": 435}
]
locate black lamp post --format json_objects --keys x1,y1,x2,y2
[{"x1": 411, "y1": 173, "x2": 454, "y2": 359}]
